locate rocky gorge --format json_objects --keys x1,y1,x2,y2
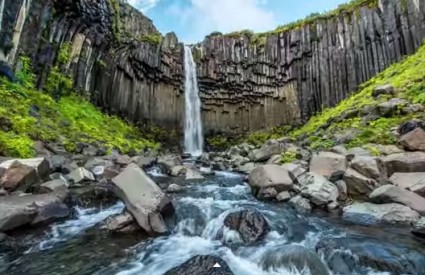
[{"x1": 1, "y1": 0, "x2": 425, "y2": 274}]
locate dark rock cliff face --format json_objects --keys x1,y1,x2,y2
[
  {"x1": 196, "y1": 0, "x2": 425, "y2": 134},
  {"x1": 0, "y1": 0, "x2": 184, "y2": 131},
  {"x1": 0, "y1": 0, "x2": 425, "y2": 137}
]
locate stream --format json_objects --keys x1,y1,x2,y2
[{"x1": 2, "y1": 170, "x2": 425, "y2": 275}]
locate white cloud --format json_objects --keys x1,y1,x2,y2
[
  {"x1": 127, "y1": 0, "x2": 160, "y2": 12},
  {"x1": 173, "y1": 0, "x2": 277, "y2": 43}
]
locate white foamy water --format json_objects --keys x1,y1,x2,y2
[
  {"x1": 183, "y1": 45, "x2": 204, "y2": 157},
  {"x1": 34, "y1": 202, "x2": 124, "y2": 251},
  {"x1": 146, "y1": 166, "x2": 167, "y2": 177}
]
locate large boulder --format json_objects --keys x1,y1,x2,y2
[
  {"x1": 0, "y1": 189, "x2": 69, "y2": 231},
  {"x1": 378, "y1": 98, "x2": 408, "y2": 116},
  {"x1": 222, "y1": 209, "x2": 269, "y2": 244},
  {"x1": 237, "y1": 162, "x2": 257, "y2": 174},
  {"x1": 299, "y1": 173, "x2": 339, "y2": 206},
  {"x1": 0, "y1": 162, "x2": 38, "y2": 192},
  {"x1": 369, "y1": 185, "x2": 425, "y2": 215},
  {"x1": 39, "y1": 178, "x2": 68, "y2": 193},
  {"x1": 398, "y1": 119, "x2": 425, "y2": 136},
  {"x1": 112, "y1": 164, "x2": 174, "y2": 234},
  {"x1": 350, "y1": 155, "x2": 382, "y2": 181},
  {"x1": 105, "y1": 211, "x2": 140, "y2": 233},
  {"x1": 389, "y1": 172, "x2": 425, "y2": 196},
  {"x1": 379, "y1": 152, "x2": 425, "y2": 177},
  {"x1": 164, "y1": 255, "x2": 234, "y2": 275},
  {"x1": 248, "y1": 140, "x2": 283, "y2": 162},
  {"x1": 158, "y1": 155, "x2": 182, "y2": 174},
  {"x1": 343, "y1": 168, "x2": 379, "y2": 200},
  {"x1": 342, "y1": 202, "x2": 420, "y2": 225},
  {"x1": 281, "y1": 163, "x2": 306, "y2": 182},
  {"x1": 248, "y1": 165, "x2": 293, "y2": 199},
  {"x1": 399, "y1": 127, "x2": 425, "y2": 151},
  {"x1": 309, "y1": 152, "x2": 347, "y2": 181},
  {"x1": 0, "y1": 157, "x2": 50, "y2": 180},
  {"x1": 185, "y1": 168, "x2": 204, "y2": 180},
  {"x1": 289, "y1": 195, "x2": 311, "y2": 213},
  {"x1": 66, "y1": 167, "x2": 95, "y2": 184},
  {"x1": 260, "y1": 245, "x2": 329, "y2": 275}
]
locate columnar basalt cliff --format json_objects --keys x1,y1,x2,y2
[
  {"x1": 0, "y1": 0, "x2": 184, "y2": 130},
  {"x1": 0, "y1": 0, "x2": 425, "y2": 137},
  {"x1": 196, "y1": 0, "x2": 425, "y2": 134}
]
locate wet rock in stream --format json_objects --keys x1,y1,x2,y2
[{"x1": 164, "y1": 255, "x2": 234, "y2": 275}]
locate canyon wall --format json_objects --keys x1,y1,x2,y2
[{"x1": 0, "y1": 0, "x2": 425, "y2": 137}]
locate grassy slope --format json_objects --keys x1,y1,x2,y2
[
  {"x1": 0, "y1": 58, "x2": 159, "y2": 158},
  {"x1": 242, "y1": 41, "x2": 425, "y2": 150}
]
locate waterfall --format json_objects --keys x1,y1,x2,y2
[{"x1": 183, "y1": 45, "x2": 204, "y2": 156}]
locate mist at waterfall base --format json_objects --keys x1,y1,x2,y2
[
  {"x1": 183, "y1": 45, "x2": 204, "y2": 157},
  {"x1": 4, "y1": 171, "x2": 425, "y2": 275}
]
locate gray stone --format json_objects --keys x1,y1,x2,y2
[
  {"x1": 380, "y1": 152, "x2": 425, "y2": 177},
  {"x1": 170, "y1": 165, "x2": 186, "y2": 177},
  {"x1": 399, "y1": 127, "x2": 425, "y2": 151},
  {"x1": 281, "y1": 163, "x2": 306, "y2": 182},
  {"x1": 369, "y1": 185, "x2": 425, "y2": 215},
  {"x1": 350, "y1": 155, "x2": 382, "y2": 181},
  {"x1": 164, "y1": 255, "x2": 234, "y2": 275},
  {"x1": 258, "y1": 187, "x2": 278, "y2": 200},
  {"x1": 343, "y1": 202, "x2": 420, "y2": 225},
  {"x1": 299, "y1": 173, "x2": 339, "y2": 206},
  {"x1": 389, "y1": 172, "x2": 425, "y2": 196},
  {"x1": 289, "y1": 195, "x2": 311, "y2": 213},
  {"x1": 112, "y1": 164, "x2": 174, "y2": 234},
  {"x1": 335, "y1": 180, "x2": 347, "y2": 201},
  {"x1": 185, "y1": 168, "x2": 204, "y2": 180},
  {"x1": 0, "y1": 162, "x2": 38, "y2": 192},
  {"x1": 0, "y1": 157, "x2": 50, "y2": 180},
  {"x1": 40, "y1": 179, "x2": 68, "y2": 193},
  {"x1": 343, "y1": 168, "x2": 379, "y2": 200},
  {"x1": 167, "y1": 183, "x2": 184, "y2": 193},
  {"x1": 248, "y1": 165, "x2": 293, "y2": 198},
  {"x1": 378, "y1": 98, "x2": 408, "y2": 116},
  {"x1": 105, "y1": 211, "x2": 140, "y2": 233},
  {"x1": 115, "y1": 155, "x2": 132, "y2": 166},
  {"x1": 67, "y1": 167, "x2": 95, "y2": 184},
  {"x1": 372, "y1": 84, "x2": 394, "y2": 97},
  {"x1": 223, "y1": 209, "x2": 270, "y2": 243},
  {"x1": 327, "y1": 201, "x2": 339, "y2": 211},
  {"x1": 158, "y1": 155, "x2": 183, "y2": 173},
  {"x1": 276, "y1": 191, "x2": 291, "y2": 202},
  {"x1": 137, "y1": 157, "x2": 156, "y2": 169},
  {"x1": 248, "y1": 140, "x2": 284, "y2": 162},
  {"x1": 309, "y1": 152, "x2": 347, "y2": 181},
  {"x1": 237, "y1": 162, "x2": 257, "y2": 174},
  {"x1": 330, "y1": 145, "x2": 349, "y2": 155},
  {"x1": 266, "y1": 154, "x2": 282, "y2": 164}
]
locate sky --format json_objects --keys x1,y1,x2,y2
[{"x1": 127, "y1": 0, "x2": 349, "y2": 43}]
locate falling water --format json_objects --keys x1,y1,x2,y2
[{"x1": 184, "y1": 45, "x2": 204, "y2": 156}]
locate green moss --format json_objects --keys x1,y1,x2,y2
[
  {"x1": 0, "y1": 57, "x2": 159, "y2": 158},
  {"x1": 245, "y1": 126, "x2": 293, "y2": 146},
  {"x1": 290, "y1": 40, "x2": 425, "y2": 148},
  {"x1": 138, "y1": 33, "x2": 162, "y2": 46},
  {"x1": 108, "y1": 0, "x2": 122, "y2": 40},
  {"x1": 281, "y1": 151, "x2": 297, "y2": 163},
  {"x1": 45, "y1": 43, "x2": 73, "y2": 99}
]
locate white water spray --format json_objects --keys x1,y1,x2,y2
[{"x1": 183, "y1": 45, "x2": 204, "y2": 156}]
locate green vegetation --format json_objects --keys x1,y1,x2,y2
[
  {"x1": 45, "y1": 43, "x2": 73, "y2": 99},
  {"x1": 289, "y1": 41, "x2": 425, "y2": 149},
  {"x1": 108, "y1": 0, "x2": 122, "y2": 40},
  {"x1": 207, "y1": 135, "x2": 242, "y2": 151},
  {"x1": 0, "y1": 57, "x2": 159, "y2": 158},
  {"x1": 245, "y1": 126, "x2": 293, "y2": 146},
  {"x1": 281, "y1": 151, "x2": 297, "y2": 164},
  {"x1": 138, "y1": 33, "x2": 162, "y2": 46}
]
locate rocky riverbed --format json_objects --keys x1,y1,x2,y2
[{"x1": 0, "y1": 123, "x2": 425, "y2": 274}]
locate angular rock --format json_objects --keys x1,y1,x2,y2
[
  {"x1": 170, "y1": 165, "x2": 186, "y2": 176},
  {"x1": 105, "y1": 211, "x2": 140, "y2": 233},
  {"x1": 0, "y1": 189, "x2": 69, "y2": 231},
  {"x1": 39, "y1": 178, "x2": 68, "y2": 193},
  {"x1": 0, "y1": 157, "x2": 50, "y2": 180},
  {"x1": 167, "y1": 183, "x2": 184, "y2": 193},
  {"x1": 350, "y1": 155, "x2": 382, "y2": 181},
  {"x1": 378, "y1": 98, "x2": 408, "y2": 116},
  {"x1": 0, "y1": 162, "x2": 38, "y2": 192},
  {"x1": 343, "y1": 168, "x2": 379, "y2": 200},
  {"x1": 343, "y1": 202, "x2": 420, "y2": 225},
  {"x1": 112, "y1": 164, "x2": 174, "y2": 234},
  {"x1": 47, "y1": 155, "x2": 67, "y2": 173},
  {"x1": 276, "y1": 191, "x2": 291, "y2": 202},
  {"x1": 399, "y1": 127, "x2": 425, "y2": 151},
  {"x1": 369, "y1": 185, "x2": 425, "y2": 215},
  {"x1": 398, "y1": 119, "x2": 425, "y2": 136},
  {"x1": 158, "y1": 155, "x2": 183, "y2": 173},
  {"x1": 248, "y1": 165, "x2": 293, "y2": 198},
  {"x1": 289, "y1": 195, "x2": 311, "y2": 213},
  {"x1": 185, "y1": 168, "x2": 204, "y2": 180},
  {"x1": 137, "y1": 157, "x2": 156, "y2": 168},
  {"x1": 372, "y1": 84, "x2": 394, "y2": 97},
  {"x1": 330, "y1": 144, "x2": 349, "y2": 155},
  {"x1": 248, "y1": 140, "x2": 283, "y2": 162},
  {"x1": 389, "y1": 172, "x2": 425, "y2": 196},
  {"x1": 223, "y1": 209, "x2": 269, "y2": 244},
  {"x1": 266, "y1": 154, "x2": 282, "y2": 164},
  {"x1": 371, "y1": 144, "x2": 404, "y2": 156},
  {"x1": 260, "y1": 245, "x2": 329, "y2": 275},
  {"x1": 380, "y1": 152, "x2": 425, "y2": 176},
  {"x1": 281, "y1": 163, "x2": 306, "y2": 182},
  {"x1": 299, "y1": 173, "x2": 339, "y2": 206},
  {"x1": 164, "y1": 255, "x2": 234, "y2": 275},
  {"x1": 115, "y1": 155, "x2": 132, "y2": 166},
  {"x1": 335, "y1": 180, "x2": 347, "y2": 201},
  {"x1": 237, "y1": 162, "x2": 256, "y2": 174},
  {"x1": 258, "y1": 187, "x2": 278, "y2": 200},
  {"x1": 67, "y1": 167, "x2": 95, "y2": 184},
  {"x1": 309, "y1": 152, "x2": 347, "y2": 181}
]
